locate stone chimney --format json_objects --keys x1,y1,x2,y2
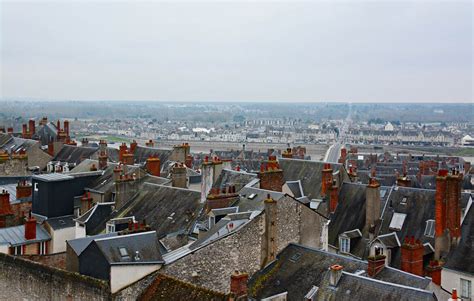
[
  {"x1": 367, "y1": 254, "x2": 386, "y2": 277},
  {"x1": 170, "y1": 143, "x2": 190, "y2": 163},
  {"x1": 171, "y1": 163, "x2": 187, "y2": 188},
  {"x1": 24, "y1": 211, "x2": 36, "y2": 240},
  {"x1": 81, "y1": 192, "x2": 94, "y2": 213},
  {"x1": 321, "y1": 163, "x2": 333, "y2": 197},
  {"x1": 329, "y1": 264, "x2": 343, "y2": 286},
  {"x1": 122, "y1": 151, "x2": 134, "y2": 165},
  {"x1": 146, "y1": 156, "x2": 161, "y2": 177},
  {"x1": 258, "y1": 156, "x2": 284, "y2": 192},
  {"x1": 0, "y1": 190, "x2": 14, "y2": 228},
  {"x1": 262, "y1": 194, "x2": 277, "y2": 267},
  {"x1": 98, "y1": 140, "x2": 108, "y2": 170},
  {"x1": 16, "y1": 180, "x2": 32, "y2": 199},
  {"x1": 114, "y1": 170, "x2": 137, "y2": 210},
  {"x1": 201, "y1": 156, "x2": 214, "y2": 203},
  {"x1": 400, "y1": 236, "x2": 424, "y2": 276},
  {"x1": 185, "y1": 154, "x2": 194, "y2": 169},
  {"x1": 29, "y1": 119, "x2": 35, "y2": 136},
  {"x1": 365, "y1": 176, "x2": 381, "y2": 231},
  {"x1": 221, "y1": 159, "x2": 232, "y2": 170},
  {"x1": 212, "y1": 157, "x2": 223, "y2": 183},
  {"x1": 230, "y1": 271, "x2": 248, "y2": 300},
  {"x1": 329, "y1": 181, "x2": 339, "y2": 214}
]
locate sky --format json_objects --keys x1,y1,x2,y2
[{"x1": 0, "y1": 0, "x2": 472, "y2": 103}]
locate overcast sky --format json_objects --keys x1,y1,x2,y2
[{"x1": 0, "y1": 1, "x2": 472, "y2": 102}]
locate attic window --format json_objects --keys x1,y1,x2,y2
[
  {"x1": 389, "y1": 213, "x2": 406, "y2": 231},
  {"x1": 400, "y1": 197, "x2": 407, "y2": 205},
  {"x1": 248, "y1": 193, "x2": 256, "y2": 200},
  {"x1": 290, "y1": 252, "x2": 302, "y2": 262},
  {"x1": 424, "y1": 219, "x2": 435, "y2": 238}
]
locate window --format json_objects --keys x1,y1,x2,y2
[
  {"x1": 106, "y1": 224, "x2": 115, "y2": 233},
  {"x1": 119, "y1": 247, "x2": 129, "y2": 258},
  {"x1": 39, "y1": 242, "x2": 47, "y2": 255},
  {"x1": 13, "y1": 246, "x2": 22, "y2": 255},
  {"x1": 375, "y1": 246, "x2": 384, "y2": 256},
  {"x1": 340, "y1": 237, "x2": 350, "y2": 253},
  {"x1": 461, "y1": 278, "x2": 471, "y2": 299},
  {"x1": 424, "y1": 220, "x2": 435, "y2": 238},
  {"x1": 400, "y1": 197, "x2": 407, "y2": 205},
  {"x1": 290, "y1": 252, "x2": 302, "y2": 262},
  {"x1": 389, "y1": 213, "x2": 407, "y2": 231}
]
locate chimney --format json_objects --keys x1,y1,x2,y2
[
  {"x1": 130, "y1": 140, "x2": 138, "y2": 154},
  {"x1": 435, "y1": 169, "x2": 448, "y2": 259},
  {"x1": 171, "y1": 163, "x2": 187, "y2": 188},
  {"x1": 258, "y1": 156, "x2": 284, "y2": 192},
  {"x1": 7, "y1": 127, "x2": 13, "y2": 134},
  {"x1": 0, "y1": 190, "x2": 14, "y2": 228},
  {"x1": 16, "y1": 181, "x2": 32, "y2": 199},
  {"x1": 118, "y1": 143, "x2": 128, "y2": 162},
  {"x1": 206, "y1": 185, "x2": 239, "y2": 212},
  {"x1": 63, "y1": 120, "x2": 69, "y2": 137},
  {"x1": 201, "y1": 156, "x2": 214, "y2": 203},
  {"x1": 81, "y1": 192, "x2": 94, "y2": 211},
  {"x1": 365, "y1": 177, "x2": 381, "y2": 231},
  {"x1": 113, "y1": 165, "x2": 123, "y2": 182},
  {"x1": 98, "y1": 140, "x2": 108, "y2": 170},
  {"x1": 446, "y1": 170, "x2": 462, "y2": 245},
  {"x1": 329, "y1": 264, "x2": 343, "y2": 286},
  {"x1": 282, "y1": 147, "x2": 293, "y2": 158},
  {"x1": 262, "y1": 194, "x2": 277, "y2": 267},
  {"x1": 29, "y1": 119, "x2": 35, "y2": 136},
  {"x1": 367, "y1": 254, "x2": 386, "y2": 277},
  {"x1": 48, "y1": 141, "x2": 54, "y2": 156},
  {"x1": 397, "y1": 173, "x2": 411, "y2": 187},
  {"x1": 81, "y1": 138, "x2": 89, "y2": 147},
  {"x1": 24, "y1": 211, "x2": 37, "y2": 240},
  {"x1": 230, "y1": 271, "x2": 248, "y2": 299},
  {"x1": 463, "y1": 161, "x2": 471, "y2": 174},
  {"x1": 339, "y1": 148, "x2": 347, "y2": 164},
  {"x1": 329, "y1": 181, "x2": 339, "y2": 213},
  {"x1": 212, "y1": 157, "x2": 223, "y2": 183},
  {"x1": 321, "y1": 163, "x2": 333, "y2": 197},
  {"x1": 400, "y1": 236, "x2": 424, "y2": 276},
  {"x1": 22, "y1": 124, "x2": 28, "y2": 138},
  {"x1": 448, "y1": 289, "x2": 460, "y2": 301},
  {"x1": 90, "y1": 163, "x2": 98, "y2": 171},
  {"x1": 425, "y1": 260, "x2": 442, "y2": 285},
  {"x1": 56, "y1": 120, "x2": 61, "y2": 132},
  {"x1": 146, "y1": 156, "x2": 161, "y2": 177},
  {"x1": 122, "y1": 151, "x2": 134, "y2": 165}
]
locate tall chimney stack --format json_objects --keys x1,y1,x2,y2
[
  {"x1": 365, "y1": 176, "x2": 381, "y2": 232},
  {"x1": 321, "y1": 163, "x2": 333, "y2": 197},
  {"x1": 146, "y1": 156, "x2": 161, "y2": 177},
  {"x1": 262, "y1": 194, "x2": 277, "y2": 267},
  {"x1": 171, "y1": 163, "x2": 187, "y2": 188},
  {"x1": 24, "y1": 211, "x2": 37, "y2": 240},
  {"x1": 258, "y1": 156, "x2": 284, "y2": 192},
  {"x1": 29, "y1": 119, "x2": 35, "y2": 136}
]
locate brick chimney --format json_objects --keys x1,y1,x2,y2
[
  {"x1": 48, "y1": 141, "x2": 54, "y2": 156},
  {"x1": 446, "y1": 170, "x2": 462, "y2": 245},
  {"x1": 230, "y1": 271, "x2": 248, "y2": 299},
  {"x1": 145, "y1": 139, "x2": 154, "y2": 147},
  {"x1": 321, "y1": 163, "x2": 333, "y2": 197},
  {"x1": 29, "y1": 119, "x2": 35, "y2": 136},
  {"x1": 400, "y1": 236, "x2": 424, "y2": 276},
  {"x1": 24, "y1": 211, "x2": 37, "y2": 240},
  {"x1": 90, "y1": 163, "x2": 98, "y2": 171},
  {"x1": 262, "y1": 194, "x2": 277, "y2": 267},
  {"x1": 448, "y1": 289, "x2": 460, "y2": 301},
  {"x1": 367, "y1": 254, "x2": 386, "y2": 277},
  {"x1": 366, "y1": 176, "x2": 381, "y2": 231},
  {"x1": 397, "y1": 173, "x2": 411, "y2": 187},
  {"x1": 329, "y1": 181, "x2": 339, "y2": 213},
  {"x1": 16, "y1": 180, "x2": 32, "y2": 199},
  {"x1": 258, "y1": 156, "x2": 284, "y2": 192},
  {"x1": 98, "y1": 140, "x2": 108, "y2": 170},
  {"x1": 113, "y1": 164, "x2": 123, "y2": 181},
  {"x1": 122, "y1": 151, "x2": 134, "y2": 165},
  {"x1": 119, "y1": 143, "x2": 128, "y2": 162},
  {"x1": 0, "y1": 190, "x2": 14, "y2": 228},
  {"x1": 146, "y1": 156, "x2": 161, "y2": 177},
  {"x1": 206, "y1": 186, "x2": 239, "y2": 212},
  {"x1": 22, "y1": 124, "x2": 28, "y2": 138},
  {"x1": 338, "y1": 148, "x2": 347, "y2": 165},
  {"x1": 63, "y1": 120, "x2": 69, "y2": 138},
  {"x1": 171, "y1": 163, "x2": 187, "y2": 188},
  {"x1": 56, "y1": 120, "x2": 61, "y2": 132},
  {"x1": 7, "y1": 127, "x2": 13, "y2": 134},
  {"x1": 425, "y1": 260, "x2": 442, "y2": 285},
  {"x1": 282, "y1": 147, "x2": 293, "y2": 158},
  {"x1": 329, "y1": 264, "x2": 343, "y2": 286}
]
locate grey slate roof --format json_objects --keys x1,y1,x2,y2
[
  {"x1": 45, "y1": 215, "x2": 75, "y2": 230},
  {"x1": 286, "y1": 180, "x2": 303, "y2": 198},
  {"x1": 91, "y1": 231, "x2": 163, "y2": 265},
  {"x1": 212, "y1": 169, "x2": 257, "y2": 192},
  {"x1": 75, "y1": 202, "x2": 114, "y2": 235},
  {"x1": 0, "y1": 135, "x2": 39, "y2": 153},
  {"x1": 0, "y1": 224, "x2": 51, "y2": 247},
  {"x1": 0, "y1": 183, "x2": 31, "y2": 204},
  {"x1": 67, "y1": 232, "x2": 118, "y2": 256},
  {"x1": 111, "y1": 183, "x2": 203, "y2": 238},
  {"x1": 236, "y1": 186, "x2": 284, "y2": 212},
  {"x1": 53, "y1": 145, "x2": 99, "y2": 165},
  {"x1": 249, "y1": 243, "x2": 432, "y2": 300},
  {"x1": 444, "y1": 205, "x2": 474, "y2": 274}
]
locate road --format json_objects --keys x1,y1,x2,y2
[{"x1": 323, "y1": 103, "x2": 352, "y2": 163}]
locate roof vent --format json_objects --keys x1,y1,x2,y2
[{"x1": 134, "y1": 251, "x2": 141, "y2": 261}]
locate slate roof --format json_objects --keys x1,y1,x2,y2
[
  {"x1": 0, "y1": 224, "x2": 51, "y2": 247},
  {"x1": 91, "y1": 231, "x2": 163, "y2": 265},
  {"x1": 105, "y1": 145, "x2": 172, "y2": 164},
  {"x1": 0, "y1": 183, "x2": 31, "y2": 204},
  {"x1": 33, "y1": 122, "x2": 58, "y2": 145},
  {"x1": 112, "y1": 183, "x2": 203, "y2": 238},
  {"x1": 53, "y1": 145, "x2": 99, "y2": 165},
  {"x1": 0, "y1": 135, "x2": 39, "y2": 153},
  {"x1": 236, "y1": 185, "x2": 284, "y2": 212},
  {"x1": 212, "y1": 169, "x2": 257, "y2": 192},
  {"x1": 45, "y1": 215, "x2": 75, "y2": 230},
  {"x1": 285, "y1": 180, "x2": 303, "y2": 198},
  {"x1": 279, "y1": 158, "x2": 347, "y2": 199},
  {"x1": 67, "y1": 232, "x2": 118, "y2": 256},
  {"x1": 444, "y1": 205, "x2": 474, "y2": 274},
  {"x1": 75, "y1": 202, "x2": 114, "y2": 235},
  {"x1": 249, "y1": 243, "x2": 432, "y2": 300}
]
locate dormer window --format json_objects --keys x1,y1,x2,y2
[{"x1": 339, "y1": 237, "x2": 350, "y2": 253}]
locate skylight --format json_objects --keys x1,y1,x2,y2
[
  {"x1": 389, "y1": 212, "x2": 406, "y2": 231},
  {"x1": 248, "y1": 193, "x2": 256, "y2": 200},
  {"x1": 119, "y1": 247, "x2": 129, "y2": 257},
  {"x1": 424, "y1": 219, "x2": 435, "y2": 238}
]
